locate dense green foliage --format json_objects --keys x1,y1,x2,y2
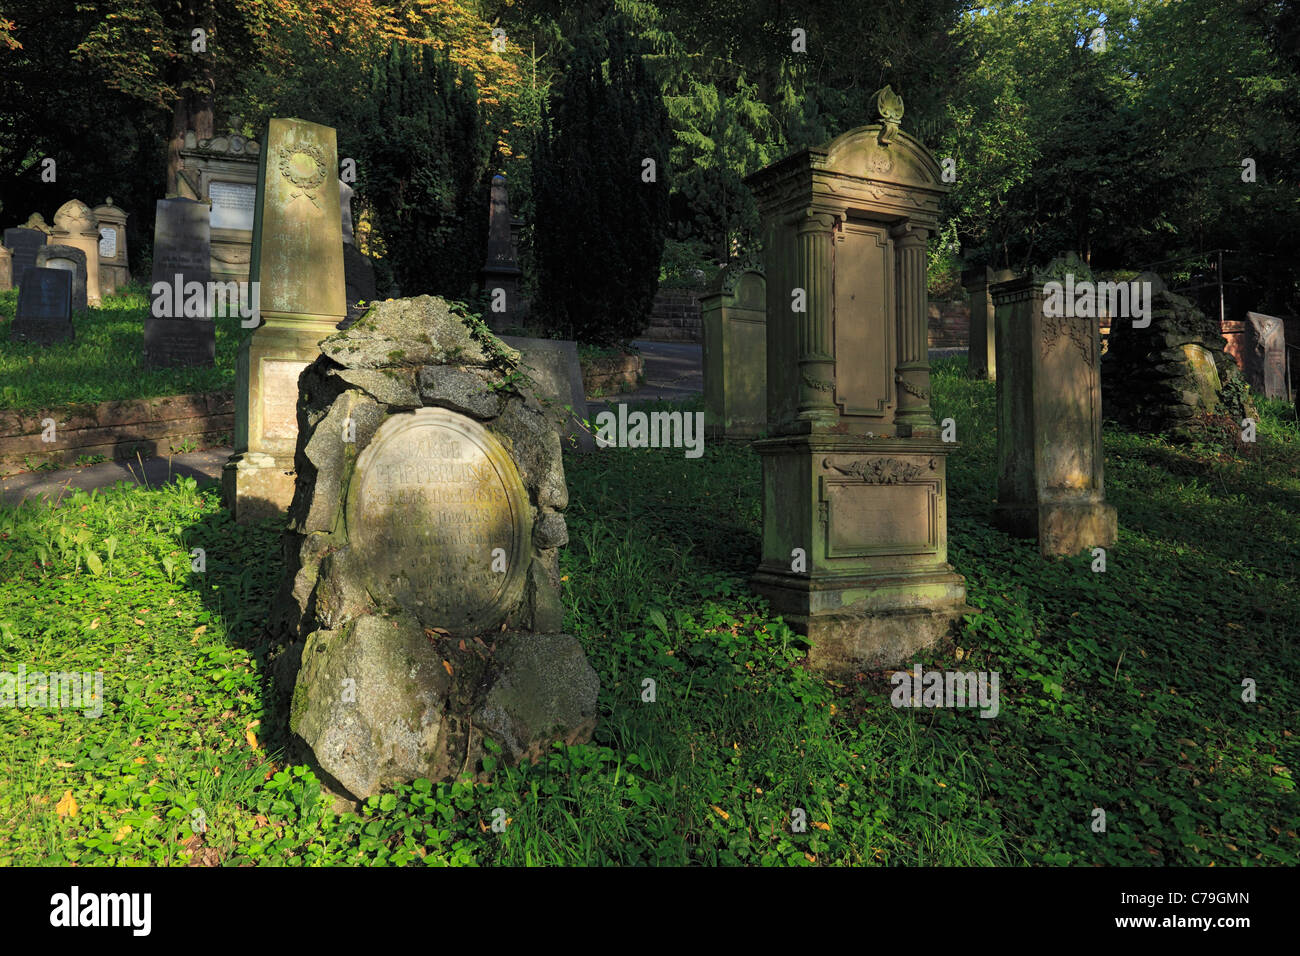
[
  {"x1": 358, "y1": 44, "x2": 495, "y2": 300},
  {"x1": 532, "y1": 16, "x2": 671, "y2": 344},
  {"x1": 2, "y1": 363, "x2": 1295, "y2": 865}
]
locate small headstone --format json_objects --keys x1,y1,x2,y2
[
  {"x1": 482, "y1": 174, "x2": 522, "y2": 331},
  {"x1": 0, "y1": 245, "x2": 11, "y2": 291},
  {"x1": 146, "y1": 197, "x2": 214, "y2": 368},
  {"x1": 701, "y1": 265, "x2": 766, "y2": 439},
  {"x1": 1244, "y1": 312, "x2": 1287, "y2": 400},
  {"x1": 35, "y1": 244, "x2": 89, "y2": 313},
  {"x1": 4, "y1": 228, "x2": 45, "y2": 288},
  {"x1": 339, "y1": 179, "x2": 355, "y2": 245},
  {"x1": 11, "y1": 268, "x2": 73, "y2": 344},
  {"x1": 93, "y1": 197, "x2": 130, "y2": 298},
  {"x1": 50, "y1": 199, "x2": 102, "y2": 307},
  {"x1": 500, "y1": 336, "x2": 595, "y2": 452}
]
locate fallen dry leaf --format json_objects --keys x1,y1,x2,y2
[
  {"x1": 811, "y1": 821, "x2": 831, "y2": 831},
  {"x1": 55, "y1": 790, "x2": 78, "y2": 818},
  {"x1": 88, "y1": 618, "x2": 99, "y2": 630},
  {"x1": 711, "y1": 805, "x2": 729, "y2": 821},
  {"x1": 193, "y1": 625, "x2": 207, "y2": 636},
  {"x1": 114, "y1": 824, "x2": 133, "y2": 842},
  {"x1": 442, "y1": 660, "x2": 453, "y2": 676},
  {"x1": 245, "y1": 730, "x2": 259, "y2": 750}
]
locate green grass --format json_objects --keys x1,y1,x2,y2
[
  {"x1": 0, "y1": 284, "x2": 245, "y2": 411},
  {"x1": 0, "y1": 360, "x2": 1296, "y2": 865}
]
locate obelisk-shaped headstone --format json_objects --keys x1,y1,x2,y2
[
  {"x1": 224, "y1": 118, "x2": 345, "y2": 523},
  {"x1": 482, "y1": 174, "x2": 522, "y2": 331}
]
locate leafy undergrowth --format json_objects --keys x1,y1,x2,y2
[
  {"x1": 0, "y1": 285, "x2": 243, "y2": 411},
  {"x1": 0, "y1": 365, "x2": 1296, "y2": 865}
]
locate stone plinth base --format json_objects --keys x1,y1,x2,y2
[
  {"x1": 222, "y1": 451, "x2": 296, "y2": 523},
  {"x1": 753, "y1": 565, "x2": 971, "y2": 673},
  {"x1": 995, "y1": 500, "x2": 1117, "y2": 557}
]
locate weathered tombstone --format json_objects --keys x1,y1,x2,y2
[
  {"x1": 4, "y1": 227, "x2": 45, "y2": 288},
  {"x1": 21, "y1": 212, "x2": 53, "y2": 236},
  {"x1": 145, "y1": 197, "x2": 214, "y2": 368},
  {"x1": 744, "y1": 86, "x2": 971, "y2": 673},
  {"x1": 11, "y1": 268, "x2": 73, "y2": 344},
  {"x1": 223, "y1": 117, "x2": 346, "y2": 523},
  {"x1": 0, "y1": 245, "x2": 11, "y2": 291},
  {"x1": 49, "y1": 200, "x2": 102, "y2": 307},
  {"x1": 500, "y1": 335, "x2": 595, "y2": 452},
  {"x1": 176, "y1": 127, "x2": 261, "y2": 284},
  {"x1": 35, "y1": 244, "x2": 89, "y2": 314},
  {"x1": 701, "y1": 263, "x2": 766, "y2": 439},
  {"x1": 1101, "y1": 273, "x2": 1256, "y2": 439},
  {"x1": 1244, "y1": 312, "x2": 1287, "y2": 400},
  {"x1": 339, "y1": 179, "x2": 376, "y2": 310},
  {"x1": 93, "y1": 197, "x2": 130, "y2": 297},
  {"x1": 964, "y1": 266, "x2": 1016, "y2": 379},
  {"x1": 271, "y1": 295, "x2": 598, "y2": 801},
  {"x1": 482, "y1": 174, "x2": 523, "y2": 332},
  {"x1": 991, "y1": 270, "x2": 1118, "y2": 557}
]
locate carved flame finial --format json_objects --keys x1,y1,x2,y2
[{"x1": 874, "y1": 85, "x2": 905, "y2": 145}]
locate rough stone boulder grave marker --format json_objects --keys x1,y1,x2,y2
[
  {"x1": 11, "y1": 268, "x2": 74, "y2": 344},
  {"x1": 1101, "y1": 273, "x2": 1256, "y2": 440},
  {"x1": 145, "y1": 197, "x2": 214, "y2": 368},
  {"x1": 991, "y1": 269, "x2": 1117, "y2": 557},
  {"x1": 4, "y1": 227, "x2": 45, "y2": 288},
  {"x1": 743, "y1": 86, "x2": 971, "y2": 673},
  {"x1": 701, "y1": 262, "x2": 766, "y2": 439},
  {"x1": 500, "y1": 336, "x2": 594, "y2": 452},
  {"x1": 223, "y1": 118, "x2": 346, "y2": 523},
  {"x1": 1243, "y1": 312, "x2": 1287, "y2": 400},
  {"x1": 35, "y1": 244, "x2": 89, "y2": 314},
  {"x1": 270, "y1": 294, "x2": 598, "y2": 802}
]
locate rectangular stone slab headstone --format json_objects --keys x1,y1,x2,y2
[
  {"x1": 11, "y1": 267, "x2": 73, "y2": 344},
  {"x1": 146, "y1": 197, "x2": 214, "y2": 368},
  {"x1": 0, "y1": 245, "x2": 12, "y2": 291},
  {"x1": 500, "y1": 336, "x2": 595, "y2": 452},
  {"x1": 4, "y1": 228, "x2": 45, "y2": 289},
  {"x1": 1245, "y1": 312, "x2": 1287, "y2": 400},
  {"x1": 35, "y1": 244, "x2": 88, "y2": 313}
]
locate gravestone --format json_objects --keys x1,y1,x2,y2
[
  {"x1": 1244, "y1": 312, "x2": 1287, "y2": 400},
  {"x1": 482, "y1": 174, "x2": 523, "y2": 332},
  {"x1": 11, "y1": 268, "x2": 73, "y2": 344},
  {"x1": 339, "y1": 179, "x2": 376, "y2": 310},
  {"x1": 224, "y1": 117, "x2": 346, "y2": 523},
  {"x1": 964, "y1": 266, "x2": 1016, "y2": 379},
  {"x1": 176, "y1": 127, "x2": 261, "y2": 284},
  {"x1": 701, "y1": 263, "x2": 766, "y2": 439},
  {"x1": 1101, "y1": 273, "x2": 1256, "y2": 440},
  {"x1": 271, "y1": 294, "x2": 598, "y2": 801},
  {"x1": 500, "y1": 335, "x2": 595, "y2": 452},
  {"x1": 92, "y1": 198, "x2": 130, "y2": 298},
  {"x1": 145, "y1": 197, "x2": 214, "y2": 368},
  {"x1": 0, "y1": 245, "x2": 10, "y2": 291},
  {"x1": 49, "y1": 200, "x2": 102, "y2": 307},
  {"x1": 21, "y1": 213, "x2": 53, "y2": 236},
  {"x1": 4, "y1": 227, "x2": 45, "y2": 288},
  {"x1": 991, "y1": 270, "x2": 1117, "y2": 557},
  {"x1": 35, "y1": 244, "x2": 89, "y2": 313},
  {"x1": 744, "y1": 86, "x2": 970, "y2": 673}
]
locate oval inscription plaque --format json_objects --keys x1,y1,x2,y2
[{"x1": 347, "y1": 408, "x2": 531, "y2": 634}]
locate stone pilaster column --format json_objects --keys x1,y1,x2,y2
[
  {"x1": 892, "y1": 222, "x2": 933, "y2": 433},
  {"x1": 796, "y1": 211, "x2": 839, "y2": 421}
]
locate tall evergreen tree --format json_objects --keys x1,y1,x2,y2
[
  {"x1": 359, "y1": 42, "x2": 494, "y2": 300},
  {"x1": 532, "y1": 16, "x2": 670, "y2": 344}
]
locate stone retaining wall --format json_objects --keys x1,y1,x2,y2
[
  {"x1": 643, "y1": 289, "x2": 703, "y2": 342},
  {"x1": 0, "y1": 392, "x2": 233, "y2": 473},
  {"x1": 927, "y1": 299, "x2": 970, "y2": 349},
  {"x1": 581, "y1": 352, "x2": 644, "y2": 397}
]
